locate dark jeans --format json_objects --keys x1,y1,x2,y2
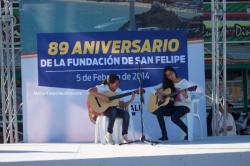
[
  {"x1": 103, "y1": 106, "x2": 130, "y2": 135},
  {"x1": 153, "y1": 105, "x2": 190, "y2": 137}
]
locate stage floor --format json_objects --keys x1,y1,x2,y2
[{"x1": 0, "y1": 135, "x2": 250, "y2": 166}]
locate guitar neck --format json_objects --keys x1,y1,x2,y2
[
  {"x1": 109, "y1": 91, "x2": 134, "y2": 101},
  {"x1": 164, "y1": 86, "x2": 197, "y2": 98}
]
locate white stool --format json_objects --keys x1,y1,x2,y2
[
  {"x1": 95, "y1": 115, "x2": 123, "y2": 144},
  {"x1": 182, "y1": 98, "x2": 204, "y2": 141}
]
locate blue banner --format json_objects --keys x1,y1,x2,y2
[{"x1": 37, "y1": 30, "x2": 188, "y2": 90}]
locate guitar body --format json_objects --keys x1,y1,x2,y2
[
  {"x1": 148, "y1": 85, "x2": 197, "y2": 113},
  {"x1": 87, "y1": 88, "x2": 144, "y2": 123},
  {"x1": 148, "y1": 88, "x2": 172, "y2": 113},
  {"x1": 87, "y1": 91, "x2": 120, "y2": 113},
  {"x1": 87, "y1": 101, "x2": 100, "y2": 124}
]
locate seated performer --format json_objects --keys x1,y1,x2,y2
[
  {"x1": 151, "y1": 66, "x2": 198, "y2": 141},
  {"x1": 88, "y1": 74, "x2": 135, "y2": 144}
]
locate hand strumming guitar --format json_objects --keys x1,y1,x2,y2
[
  {"x1": 155, "y1": 89, "x2": 165, "y2": 102},
  {"x1": 88, "y1": 87, "x2": 110, "y2": 103}
]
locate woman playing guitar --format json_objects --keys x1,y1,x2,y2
[{"x1": 151, "y1": 66, "x2": 198, "y2": 141}]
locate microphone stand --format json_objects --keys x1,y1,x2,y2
[{"x1": 120, "y1": 61, "x2": 159, "y2": 145}]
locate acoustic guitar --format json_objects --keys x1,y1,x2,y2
[
  {"x1": 148, "y1": 86, "x2": 197, "y2": 113},
  {"x1": 87, "y1": 89, "x2": 145, "y2": 123}
]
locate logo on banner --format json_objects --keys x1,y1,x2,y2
[{"x1": 37, "y1": 30, "x2": 188, "y2": 90}]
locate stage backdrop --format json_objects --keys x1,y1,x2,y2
[{"x1": 20, "y1": 0, "x2": 206, "y2": 142}]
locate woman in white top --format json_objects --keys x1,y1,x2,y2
[
  {"x1": 88, "y1": 74, "x2": 135, "y2": 144},
  {"x1": 166, "y1": 66, "x2": 198, "y2": 140},
  {"x1": 151, "y1": 67, "x2": 176, "y2": 141},
  {"x1": 152, "y1": 66, "x2": 196, "y2": 141}
]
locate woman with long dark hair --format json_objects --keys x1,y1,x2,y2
[
  {"x1": 151, "y1": 66, "x2": 196, "y2": 141},
  {"x1": 88, "y1": 74, "x2": 135, "y2": 144},
  {"x1": 151, "y1": 67, "x2": 176, "y2": 141},
  {"x1": 164, "y1": 66, "x2": 197, "y2": 140}
]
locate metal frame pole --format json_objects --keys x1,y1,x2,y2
[
  {"x1": 129, "y1": 0, "x2": 136, "y2": 31},
  {"x1": 211, "y1": 0, "x2": 227, "y2": 136},
  {"x1": 222, "y1": 0, "x2": 228, "y2": 136},
  {"x1": 0, "y1": 0, "x2": 18, "y2": 143}
]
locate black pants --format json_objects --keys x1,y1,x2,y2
[
  {"x1": 103, "y1": 107, "x2": 130, "y2": 135},
  {"x1": 153, "y1": 104, "x2": 190, "y2": 137}
]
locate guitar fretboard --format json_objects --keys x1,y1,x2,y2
[
  {"x1": 108, "y1": 91, "x2": 135, "y2": 101},
  {"x1": 162, "y1": 85, "x2": 197, "y2": 98}
]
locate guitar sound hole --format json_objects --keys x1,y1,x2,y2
[
  {"x1": 95, "y1": 97, "x2": 101, "y2": 107},
  {"x1": 158, "y1": 100, "x2": 164, "y2": 106},
  {"x1": 158, "y1": 97, "x2": 166, "y2": 106}
]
